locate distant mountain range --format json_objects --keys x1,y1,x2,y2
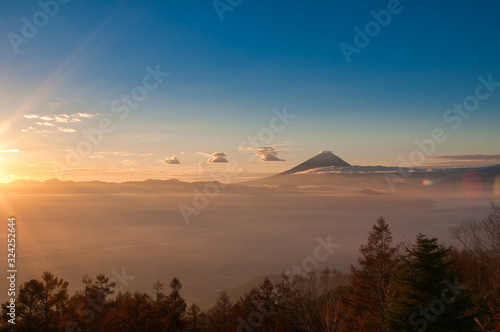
[
  {"x1": 245, "y1": 151, "x2": 500, "y2": 193},
  {"x1": 3, "y1": 151, "x2": 499, "y2": 195}
]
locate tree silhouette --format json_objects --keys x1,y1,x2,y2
[
  {"x1": 451, "y1": 202, "x2": 500, "y2": 329},
  {"x1": 207, "y1": 290, "x2": 235, "y2": 331},
  {"x1": 386, "y1": 234, "x2": 475, "y2": 331},
  {"x1": 1, "y1": 272, "x2": 69, "y2": 332},
  {"x1": 186, "y1": 303, "x2": 206, "y2": 331},
  {"x1": 164, "y1": 277, "x2": 187, "y2": 331},
  {"x1": 345, "y1": 217, "x2": 400, "y2": 331}
]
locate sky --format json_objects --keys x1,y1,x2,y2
[{"x1": 0, "y1": 0, "x2": 499, "y2": 182}]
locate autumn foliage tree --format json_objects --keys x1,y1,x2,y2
[
  {"x1": 451, "y1": 202, "x2": 500, "y2": 330},
  {"x1": 206, "y1": 290, "x2": 235, "y2": 331},
  {"x1": 2, "y1": 209, "x2": 498, "y2": 331}
]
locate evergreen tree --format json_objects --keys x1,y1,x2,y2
[
  {"x1": 9, "y1": 279, "x2": 45, "y2": 331},
  {"x1": 40, "y1": 271, "x2": 70, "y2": 331},
  {"x1": 1, "y1": 272, "x2": 69, "y2": 331},
  {"x1": 345, "y1": 217, "x2": 400, "y2": 331},
  {"x1": 164, "y1": 277, "x2": 187, "y2": 331},
  {"x1": 108, "y1": 291, "x2": 153, "y2": 331},
  {"x1": 233, "y1": 288, "x2": 262, "y2": 332},
  {"x1": 152, "y1": 280, "x2": 166, "y2": 304},
  {"x1": 207, "y1": 290, "x2": 235, "y2": 331},
  {"x1": 186, "y1": 303, "x2": 206, "y2": 331},
  {"x1": 386, "y1": 234, "x2": 475, "y2": 331},
  {"x1": 256, "y1": 277, "x2": 276, "y2": 331}
]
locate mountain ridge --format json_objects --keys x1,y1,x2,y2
[{"x1": 277, "y1": 151, "x2": 351, "y2": 176}]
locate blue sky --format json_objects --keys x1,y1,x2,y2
[{"x1": 0, "y1": 0, "x2": 499, "y2": 181}]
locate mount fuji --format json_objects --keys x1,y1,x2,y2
[
  {"x1": 278, "y1": 151, "x2": 351, "y2": 175},
  {"x1": 244, "y1": 151, "x2": 500, "y2": 193}
]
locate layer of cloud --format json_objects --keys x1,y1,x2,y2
[
  {"x1": 432, "y1": 154, "x2": 500, "y2": 162},
  {"x1": 164, "y1": 156, "x2": 181, "y2": 164},
  {"x1": 24, "y1": 112, "x2": 96, "y2": 126},
  {"x1": 239, "y1": 146, "x2": 285, "y2": 161},
  {"x1": 22, "y1": 112, "x2": 98, "y2": 134},
  {"x1": 36, "y1": 122, "x2": 54, "y2": 127},
  {"x1": 199, "y1": 152, "x2": 229, "y2": 163},
  {"x1": 57, "y1": 127, "x2": 76, "y2": 133},
  {"x1": 110, "y1": 152, "x2": 136, "y2": 156},
  {"x1": 121, "y1": 159, "x2": 137, "y2": 166},
  {"x1": 0, "y1": 149, "x2": 20, "y2": 153},
  {"x1": 77, "y1": 113, "x2": 96, "y2": 118}
]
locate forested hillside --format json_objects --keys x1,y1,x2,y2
[{"x1": 2, "y1": 204, "x2": 499, "y2": 332}]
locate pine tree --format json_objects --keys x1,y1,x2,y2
[
  {"x1": 164, "y1": 277, "x2": 187, "y2": 331},
  {"x1": 40, "y1": 271, "x2": 70, "y2": 331},
  {"x1": 256, "y1": 277, "x2": 276, "y2": 331},
  {"x1": 152, "y1": 280, "x2": 166, "y2": 304},
  {"x1": 386, "y1": 234, "x2": 475, "y2": 331},
  {"x1": 233, "y1": 288, "x2": 261, "y2": 332},
  {"x1": 207, "y1": 290, "x2": 235, "y2": 331},
  {"x1": 107, "y1": 291, "x2": 153, "y2": 331},
  {"x1": 345, "y1": 217, "x2": 400, "y2": 331},
  {"x1": 8, "y1": 279, "x2": 45, "y2": 331},
  {"x1": 186, "y1": 303, "x2": 206, "y2": 331},
  {"x1": 2, "y1": 272, "x2": 69, "y2": 331}
]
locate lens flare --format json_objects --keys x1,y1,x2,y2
[
  {"x1": 422, "y1": 179, "x2": 434, "y2": 186},
  {"x1": 462, "y1": 170, "x2": 482, "y2": 197}
]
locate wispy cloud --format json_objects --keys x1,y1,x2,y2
[
  {"x1": 165, "y1": 156, "x2": 181, "y2": 164},
  {"x1": 36, "y1": 122, "x2": 55, "y2": 127},
  {"x1": 0, "y1": 149, "x2": 20, "y2": 153},
  {"x1": 54, "y1": 116, "x2": 70, "y2": 123},
  {"x1": 22, "y1": 112, "x2": 99, "y2": 134},
  {"x1": 110, "y1": 152, "x2": 136, "y2": 156},
  {"x1": 21, "y1": 126, "x2": 34, "y2": 133},
  {"x1": 57, "y1": 127, "x2": 76, "y2": 133},
  {"x1": 26, "y1": 112, "x2": 97, "y2": 124},
  {"x1": 121, "y1": 159, "x2": 137, "y2": 166},
  {"x1": 77, "y1": 112, "x2": 96, "y2": 118}
]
